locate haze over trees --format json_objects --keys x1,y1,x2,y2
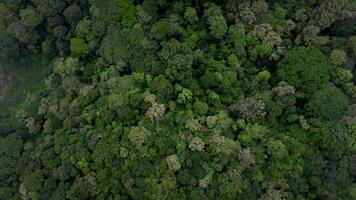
[{"x1": 0, "y1": 0, "x2": 355, "y2": 200}]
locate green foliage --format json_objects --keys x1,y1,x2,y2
[
  {"x1": 0, "y1": 29, "x2": 19, "y2": 60},
  {"x1": 31, "y1": 0, "x2": 65, "y2": 17},
  {"x1": 89, "y1": 0, "x2": 120, "y2": 25},
  {"x1": 159, "y1": 39, "x2": 194, "y2": 80},
  {"x1": 329, "y1": 49, "x2": 347, "y2": 66},
  {"x1": 177, "y1": 88, "x2": 193, "y2": 104},
  {"x1": 70, "y1": 37, "x2": 90, "y2": 57},
  {"x1": 0, "y1": 56, "x2": 47, "y2": 134},
  {"x1": 23, "y1": 170, "x2": 44, "y2": 192},
  {"x1": 99, "y1": 26, "x2": 157, "y2": 73},
  {"x1": 204, "y1": 4, "x2": 227, "y2": 39},
  {"x1": 63, "y1": 4, "x2": 82, "y2": 25},
  {"x1": 306, "y1": 84, "x2": 348, "y2": 120},
  {"x1": 129, "y1": 126, "x2": 150, "y2": 150},
  {"x1": 250, "y1": 43, "x2": 273, "y2": 60},
  {"x1": 151, "y1": 18, "x2": 183, "y2": 40},
  {"x1": 184, "y1": 7, "x2": 198, "y2": 24},
  {"x1": 255, "y1": 70, "x2": 271, "y2": 82},
  {"x1": 0, "y1": 1, "x2": 354, "y2": 200},
  {"x1": 149, "y1": 75, "x2": 174, "y2": 99},
  {"x1": 118, "y1": 0, "x2": 137, "y2": 28},
  {"x1": 0, "y1": 134, "x2": 22, "y2": 184},
  {"x1": 230, "y1": 95, "x2": 267, "y2": 122},
  {"x1": 277, "y1": 47, "x2": 332, "y2": 97},
  {"x1": 166, "y1": 154, "x2": 181, "y2": 171},
  {"x1": 227, "y1": 24, "x2": 248, "y2": 49},
  {"x1": 19, "y1": 6, "x2": 43, "y2": 28},
  {"x1": 194, "y1": 101, "x2": 209, "y2": 115}
]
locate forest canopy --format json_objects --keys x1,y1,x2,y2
[{"x1": 0, "y1": 0, "x2": 355, "y2": 200}]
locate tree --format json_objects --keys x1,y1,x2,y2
[
  {"x1": 31, "y1": 0, "x2": 66, "y2": 17},
  {"x1": 212, "y1": 167, "x2": 247, "y2": 199},
  {"x1": 70, "y1": 37, "x2": 90, "y2": 57},
  {"x1": 63, "y1": 4, "x2": 82, "y2": 25},
  {"x1": 88, "y1": 0, "x2": 120, "y2": 25},
  {"x1": 107, "y1": 92, "x2": 135, "y2": 122},
  {"x1": 255, "y1": 70, "x2": 271, "y2": 83},
  {"x1": 227, "y1": 24, "x2": 248, "y2": 49},
  {"x1": 118, "y1": 0, "x2": 137, "y2": 28},
  {"x1": 129, "y1": 126, "x2": 150, "y2": 150},
  {"x1": 22, "y1": 170, "x2": 44, "y2": 193},
  {"x1": 52, "y1": 25, "x2": 68, "y2": 39},
  {"x1": 329, "y1": 49, "x2": 347, "y2": 66},
  {"x1": 151, "y1": 18, "x2": 183, "y2": 40},
  {"x1": 306, "y1": 84, "x2": 348, "y2": 120},
  {"x1": 149, "y1": 75, "x2": 174, "y2": 99},
  {"x1": 53, "y1": 57, "x2": 79, "y2": 78},
  {"x1": 0, "y1": 28, "x2": 19, "y2": 60},
  {"x1": 159, "y1": 39, "x2": 194, "y2": 81},
  {"x1": 194, "y1": 101, "x2": 209, "y2": 116},
  {"x1": 0, "y1": 134, "x2": 22, "y2": 185},
  {"x1": 177, "y1": 88, "x2": 193, "y2": 104},
  {"x1": 296, "y1": 25, "x2": 329, "y2": 46},
  {"x1": 249, "y1": 23, "x2": 284, "y2": 60},
  {"x1": 66, "y1": 175, "x2": 98, "y2": 200},
  {"x1": 209, "y1": 134, "x2": 240, "y2": 156},
  {"x1": 203, "y1": 4, "x2": 227, "y2": 39},
  {"x1": 267, "y1": 81, "x2": 296, "y2": 119},
  {"x1": 259, "y1": 185, "x2": 283, "y2": 200},
  {"x1": 19, "y1": 6, "x2": 43, "y2": 28},
  {"x1": 200, "y1": 72, "x2": 221, "y2": 89},
  {"x1": 308, "y1": 0, "x2": 355, "y2": 30},
  {"x1": 189, "y1": 137, "x2": 205, "y2": 151},
  {"x1": 229, "y1": 95, "x2": 267, "y2": 122},
  {"x1": 277, "y1": 47, "x2": 332, "y2": 97},
  {"x1": 333, "y1": 67, "x2": 353, "y2": 86},
  {"x1": 206, "y1": 111, "x2": 233, "y2": 131},
  {"x1": 184, "y1": 7, "x2": 198, "y2": 24},
  {"x1": 144, "y1": 92, "x2": 166, "y2": 122},
  {"x1": 166, "y1": 154, "x2": 181, "y2": 171},
  {"x1": 99, "y1": 26, "x2": 157, "y2": 73},
  {"x1": 0, "y1": 3, "x2": 16, "y2": 27},
  {"x1": 185, "y1": 119, "x2": 202, "y2": 132},
  {"x1": 229, "y1": 0, "x2": 268, "y2": 25},
  {"x1": 7, "y1": 21, "x2": 40, "y2": 45}
]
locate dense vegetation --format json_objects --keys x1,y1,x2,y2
[{"x1": 0, "y1": 0, "x2": 355, "y2": 199}]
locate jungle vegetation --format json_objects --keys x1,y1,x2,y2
[{"x1": 0, "y1": 0, "x2": 355, "y2": 199}]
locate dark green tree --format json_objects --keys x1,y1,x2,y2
[
  {"x1": 277, "y1": 47, "x2": 332, "y2": 97},
  {"x1": 99, "y1": 26, "x2": 157, "y2": 73},
  {"x1": 306, "y1": 84, "x2": 348, "y2": 120}
]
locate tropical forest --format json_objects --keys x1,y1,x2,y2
[{"x1": 0, "y1": 0, "x2": 355, "y2": 199}]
